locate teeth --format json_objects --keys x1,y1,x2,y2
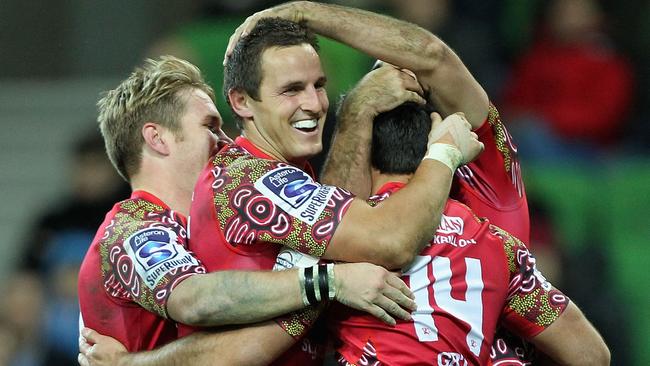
[{"x1": 291, "y1": 119, "x2": 317, "y2": 129}]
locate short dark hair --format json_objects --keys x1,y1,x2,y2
[
  {"x1": 371, "y1": 102, "x2": 435, "y2": 174},
  {"x1": 223, "y1": 17, "x2": 319, "y2": 128}
]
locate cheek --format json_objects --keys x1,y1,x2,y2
[{"x1": 320, "y1": 93, "x2": 329, "y2": 111}]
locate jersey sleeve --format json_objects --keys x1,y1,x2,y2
[
  {"x1": 100, "y1": 203, "x2": 205, "y2": 318},
  {"x1": 452, "y1": 104, "x2": 530, "y2": 243},
  {"x1": 490, "y1": 225, "x2": 569, "y2": 338},
  {"x1": 211, "y1": 158, "x2": 355, "y2": 257}
]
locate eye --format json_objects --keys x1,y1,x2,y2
[
  {"x1": 205, "y1": 124, "x2": 219, "y2": 134},
  {"x1": 282, "y1": 87, "x2": 301, "y2": 96}
]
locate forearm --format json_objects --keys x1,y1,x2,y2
[
  {"x1": 167, "y1": 269, "x2": 303, "y2": 326},
  {"x1": 321, "y1": 96, "x2": 373, "y2": 198},
  {"x1": 121, "y1": 323, "x2": 295, "y2": 366},
  {"x1": 294, "y1": 2, "x2": 488, "y2": 127},
  {"x1": 531, "y1": 301, "x2": 610, "y2": 365},
  {"x1": 296, "y1": 2, "x2": 443, "y2": 73},
  {"x1": 326, "y1": 159, "x2": 452, "y2": 269},
  {"x1": 374, "y1": 159, "x2": 452, "y2": 263}
]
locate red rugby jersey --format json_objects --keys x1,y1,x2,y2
[
  {"x1": 184, "y1": 137, "x2": 355, "y2": 365},
  {"x1": 78, "y1": 190, "x2": 205, "y2": 351},
  {"x1": 334, "y1": 183, "x2": 567, "y2": 366},
  {"x1": 451, "y1": 105, "x2": 529, "y2": 245}
]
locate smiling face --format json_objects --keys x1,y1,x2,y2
[{"x1": 242, "y1": 43, "x2": 329, "y2": 165}]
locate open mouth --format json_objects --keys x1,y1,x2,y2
[{"x1": 291, "y1": 119, "x2": 318, "y2": 133}]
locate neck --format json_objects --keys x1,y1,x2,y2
[
  {"x1": 240, "y1": 132, "x2": 308, "y2": 167},
  {"x1": 370, "y1": 169, "x2": 413, "y2": 195},
  {"x1": 131, "y1": 168, "x2": 194, "y2": 216}
]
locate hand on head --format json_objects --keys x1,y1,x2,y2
[
  {"x1": 427, "y1": 112, "x2": 484, "y2": 166},
  {"x1": 346, "y1": 64, "x2": 426, "y2": 118}
]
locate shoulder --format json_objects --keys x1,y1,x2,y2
[{"x1": 99, "y1": 197, "x2": 186, "y2": 255}]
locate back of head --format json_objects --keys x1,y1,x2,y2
[
  {"x1": 97, "y1": 56, "x2": 214, "y2": 182},
  {"x1": 223, "y1": 17, "x2": 319, "y2": 127},
  {"x1": 371, "y1": 102, "x2": 433, "y2": 175}
]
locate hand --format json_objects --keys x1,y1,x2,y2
[
  {"x1": 333, "y1": 262, "x2": 416, "y2": 326},
  {"x1": 78, "y1": 327, "x2": 127, "y2": 366},
  {"x1": 343, "y1": 64, "x2": 426, "y2": 119},
  {"x1": 428, "y1": 112, "x2": 484, "y2": 164},
  {"x1": 223, "y1": 2, "x2": 308, "y2": 64}
]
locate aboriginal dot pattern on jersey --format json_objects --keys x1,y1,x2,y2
[
  {"x1": 490, "y1": 225, "x2": 567, "y2": 328},
  {"x1": 210, "y1": 146, "x2": 347, "y2": 257},
  {"x1": 488, "y1": 104, "x2": 512, "y2": 173},
  {"x1": 277, "y1": 306, "x2": 321, "y2": 339},
  {"x1": 99, "y1": 198, "x2": 201, "y2": 318}
]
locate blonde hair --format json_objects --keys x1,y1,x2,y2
[{"x1": 97, "y1": 55, "x2": 214, "y2": 182}]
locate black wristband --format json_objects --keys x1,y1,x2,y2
[
  {"x1": 318, "y1": 264, "x2": 329, "y2": 302},
  {"x1": 304, "y1": 266, "x2": 318, "y2": 305}
]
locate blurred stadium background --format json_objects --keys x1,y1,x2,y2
[{"x1": 0, "y1": 0, "x2": 648, "y2": 365}]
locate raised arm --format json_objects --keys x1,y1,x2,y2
[
  {"x1": 226, "y1": 1, "x2": 488, "y2": 127},
  {"x1": 321, "y1": 64, "x2": 425, "y2": 198}
]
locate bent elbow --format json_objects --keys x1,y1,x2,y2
[
  {"x1": 588, "y1": 343, "x2": 611, "y2": 366},
  {"x1": 375, "y1": 236, "x2": 417, "y2": 270},
  {"x1": 167, "y1": 276, "x2": 230, "y2": 326},
  {"x1": 420, "y1": 38, "x2": 448, "y2": 72}
]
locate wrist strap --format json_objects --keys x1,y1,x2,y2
[
  {"x1": 318, "y1": 264, "x2": 329, "y2": 302},
  {"x1": 423, "y1": 143, "x2": 462, "y2": 172},
  {"x1": 304, "y1": 266, "x2": 318, "y2": 305},
  {"x1": 298, "y1": 267, "x2": 310, "y2": 306},
  {"x1": 326, "y1": 263, "x2": 336, "y2": 300},
  {"x1": 300, "y1": 264, "x2": 336, "y2": 305}
]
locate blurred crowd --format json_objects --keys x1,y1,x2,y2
[{"x1": 1, "y1": 0, "x2": 647, "y2": 365}]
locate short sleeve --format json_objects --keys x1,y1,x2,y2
[
  {"x1": 491, "y1": 225, "x2": 569, "y2": 338},
  {"x1": 211, "y1": 159, "x2": 355, "y2": 257},
  {"x1": 101, "y1": 207, "x2": 205, "y2": 318}
]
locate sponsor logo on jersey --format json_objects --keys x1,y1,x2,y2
[
  {"x1": 123, "y1": 227, "x2": 199, "y2": 289},
  {"x1": 255, "y1": 167, "x2": 335, "y2": 225},
  {"x1": 438, "y1": 352, "x2": 468, "y2": 366},
  {"x1": 436, "y1": 215, "x2": 464, "y2": 235},
  {"x1": 432, "y1": 235, "x2": 477, "y2": 247}
]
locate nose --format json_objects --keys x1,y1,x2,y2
[
  {"x1": 300, "y1": 85, "x2": 328, "y2": 115},
  {"x1": 217, "y1": 129, "x2": 233, "y2": 145}
]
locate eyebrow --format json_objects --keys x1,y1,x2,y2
[
  {"x1": 204, "y1": 114, "x2": 222, "y2": 127},
  {"x1": 279, "y1": 76, "x2": 328, "y2": 90}
]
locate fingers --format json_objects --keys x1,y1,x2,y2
[
  {"x1": 224, "y1": 21, "x2": 250, "y2": 65},
  {"x1": 81, "y1": 327, "x2": 100, "y2": 344},
  {"x1": 430, "y1": 112, "x2": 442, "y2": 127},
  {"x1": 78, "y1": 353, "x2": 89, "y2": 366},
  {"x1": 367, "y1": 304, "x2": 397, "y2": 327},
  {"x1": 405, "y1": 91, "x2": 426, "y2": 106},
  {"x1": 375, "y1": 293, "x2": 413, "y2": 322},
  {"x1": 79, "y1": 337, "x2": 91, "y2": 354},
  {"x1": 380, "y1": 285, "x2": 416, "y2": 316},
  {"x1": 385, "y1": 273, "x2": 416, "y2": 301}
]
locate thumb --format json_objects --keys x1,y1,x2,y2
[
  {"x1": 430, "y1": 112, "x2": 442, "y2": 129},
  {"x1": 81, "y1": 327, "x2": 101, "y2": 344}
]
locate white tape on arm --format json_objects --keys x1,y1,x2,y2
[{"x1": 423, "y1": 143, "x2": 462, "y2": 172}]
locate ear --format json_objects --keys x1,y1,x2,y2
[
  {"x1": 142, "y1": 122, "x2": 171, "y2": 156},
  {"x1": 228, "y1": 88, "x2": 254, "y2": 120}
]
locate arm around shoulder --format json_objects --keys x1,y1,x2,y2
[{"x1": 166, "y1": 269, "x2": 303, "y2": 326}]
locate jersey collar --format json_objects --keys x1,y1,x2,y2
[
  {"x1": 234, "y1": 136, "x2": 317, "y2": 179},
  {"x1": 375, "y1": 181, "x2": 406, "y2": 196}
]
